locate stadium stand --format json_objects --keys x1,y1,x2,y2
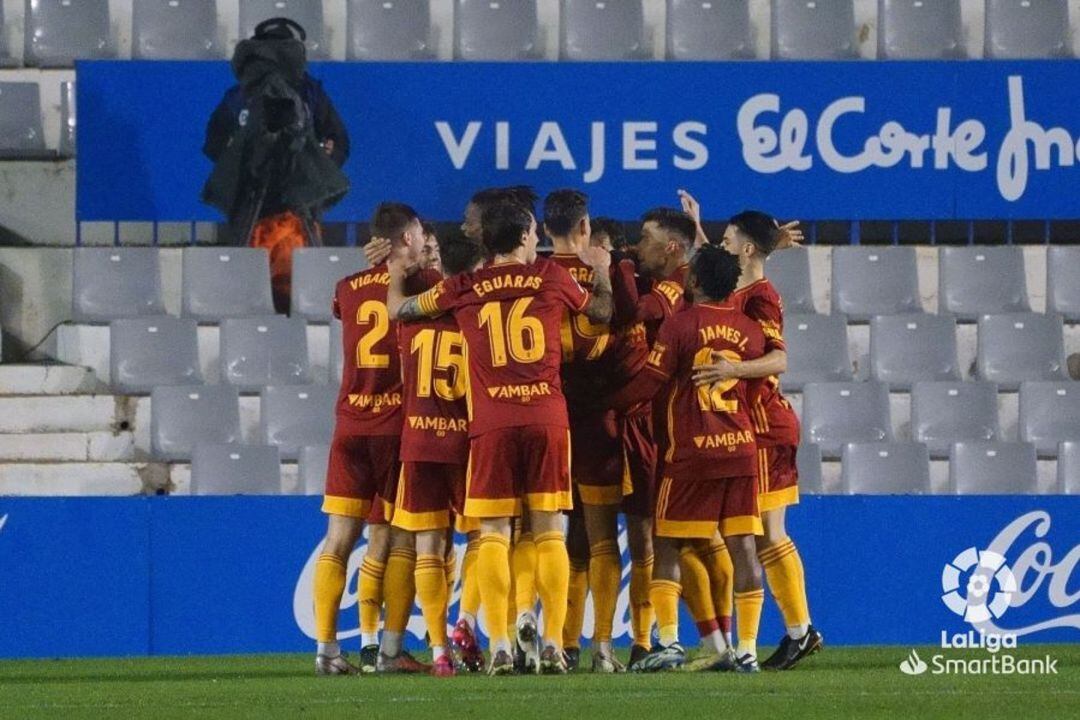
[
  {"x1": 59, "y1": 81, "x2": 76, "y2": 158},
  {"x1": 259, "y1": 384, "x2": 336, "y2": 461},
  {"x1": 764, "y1": 246, "x2": 816, "y2": 315},
  {"x1": 346, "y1": 0, "x2": 433, "y2": 61},
  {"x1": 841, "y1": 441, "x2": 931, "y2": 494},
  {"x1": 781, "y1": 314, "x2": 853, "y2": 391},
  {"x1": 218, "y1": 317, "x2": 311, "y2": 390},
  {"x1": 109, "y1": 317, "x2": 201, "y2": 394},
  {"x1": 190, "y1": 442, "x2": 281, "y2": 495},
  {"x1": 976, "y1": 313, "x2": 1068, "y2": 390},
  {"x1": 150, "y1": 385, "x2": 242, "y2": 461},
  {"x1": 831, "y1": 246, "x2": 922, "y2": 321},
  {"x1": 182, "y1": 248, "x2": 275, "y2": 321},
  {"x1": 0, "y1": 2, "x2": 16, "y2": 67},
  {"x1": 795, "y1": 443, "x2": 824, "y2": 494},
  {"x1": 771, "y1": 0, "x2": 857, "y2": 59},
  {"x1": 329, "y1": 319, "x2": 344, "y2": 385},
  {"x1": 455, "y1": 0, "x2": 540, "y2": 60},
  {"x1": 950, "y1": 441, "x2": 1039, "y2": 494},
  {"x1": 910, "y1": 381, "x2": 1001, "y2": 459},
  {"x1": 869, "y1": 314, "x2": 961, "y2": 390},
  {"x1": 239, "y1": 0, "x2": 326, "y2": 59},
  {"x1": 1059, "y1": 441, "x2": 1080, "y2": 494},
  {"x1": 801, "y1": 381, "x2": 893, "y2": 458},
  {"x1": 666, "y1": 0, "x2": 755, "y2": 60},
  {"x1": 73, "y1": 248, "x2": 165, "y2": 322},
  {"x1": 289, "y1": 248, "x2": 367, "y2": 322},
  {"x1": 298, "y1": 444, "x2": 331, "y2": 496},
  {"x1": 560, "y1": 0, "x2": 647, "y2": 60},
  {"x1": 878, "y1": 0, "x2": 964, "y2": 59},
  {"x1": 984, "y1": 0, "x2": 1072, "y2": 59},
  {"x1": 23, "y1": 0, "x2": 113, "y2": 68},
  {"x1": 0, "y1": 82, "x2": 47, "y2": 159},
  {"x1": 938, "y1": 246, "x2": 1030, "y2": 321},
  {"x1": 132, "y1": 0, "x2": 222, "y2": 60},
  {"x1": 1047, "y1": 246, "x2": 1080, "y2": 322},
  {"x1": 1019, "y1": 381, "x2": 1080, "y2": 458}
]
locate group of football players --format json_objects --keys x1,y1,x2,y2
[{"x1": 309, "y1": 185, "x2": 823, "y2": 677}]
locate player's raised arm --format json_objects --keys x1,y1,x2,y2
[
  {"x1": 677, "y1": 188, "x2": 710, "y2": 249},
  {"x1": 578, "y1": 246, "x2": 613, "y2": 324}
]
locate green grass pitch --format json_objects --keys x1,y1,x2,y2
[{"x1": 1, "y1": 646, "x2": 1077, "y2": 720}]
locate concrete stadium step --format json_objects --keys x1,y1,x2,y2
[
  {"x1": 0, "y1": 364, "x2": 102, "y2": 395},
  {"x1": 168, "y1": 463, "x2": 302, "y2": 496},
  {"x1": 0, "y1": 395, "x2": 138, "y2": 433},
  {"x1": 0, "y1": 432, "x2": 137, "y2": 462},
  {"x1": 0, "y1": 462, "x2": 170, "y2": 496}
]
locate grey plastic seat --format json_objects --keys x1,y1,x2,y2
[
  {"x1": 240, "y1": 0, "x2": 326, "y2": 59},
  {"x1": 291, "y1": 248, "x2": 367, "y2": 321},
  {"x1": 911, "y1": 381, "x2": 999, "y2": 459},
  {"x1": 1059, "y1": 441, "x2": 1080, "y2": 494},
  {"x1": 0, "y1": 82, "x2": 47, "y2": 158},
  {"x1": 299, "y1": 444, "x2": 330, "y2": 495},
  {"x1": 1019, "y1": 382, "x2": 1080, "y2": 458},
  {"x1": 329, "y1": 319, "x2": 344, "y2": 385},
  {"x1": 261, "y1": 384, "x2": 336, "y2": 460},
  {"x1": 73, "y1": 248, "x2": 165, "y2": 321},
  {"x1": 151, "y1": 385, "x2": 241, "y2": 461},
  {"x1": 842, "y1": 442, "x2": 931, "y2": 494},
  {"x1": 220, "y1": 316, "x2": 311, "y2": 390},
  {"x1": 764, "y1": 247, "x2": 815, "y2": 314},
  {"x1": 1047, "y1": 246, "x2": 1080, "y2": 322},
  {"x1": 939, "y1": 246, "x2": 1029, "y2": 321},
  {"x1": 771, "y1": 0, "x2": 856, "y2": 59},
  {"x1": 110, "y1": 318, "x2": 201, "y2": 394},
  {"x1": 455, "y1": 0, "x2": 539, "y2": 60},
  {"x1": 831, "y1": 246, "x2": 921, "y2": 321},
  {"x1": 191, "y1": 443, "x2": 282, "y2": 495},
  {"x1": 133, "y1": 0, "x2": 221, "y2": 59},
  {"x1": 878, "y1": 0, "x2": 962, "y2": 59},
  {"x1": 666, "y1": 0, "x2": 754, "y2": 60},
  {"x1": 950, "y1": 441, "x2": 1038, "y2": 494},
  {"x1": 347, "y1": 0, "x2": 432, "y2": 60},
  {"x1": 802, "y1": 381, "x2": 893, "y2": 458},
  {"x1": 182, "y1": 248, "x2": 274, "y2": 321},
  {"x1": 781, "y1": 314, "x2": 852, "y2": 391},
  {"x1": 796, "y1": 443, "x2": 824, "y2": 494},
  {"x1": 870, "y1": 313, "x2": 960, "y2": 390},
  {"x1": 560, "y1": 0, "x2": 646, "y2": 60},
  {"x1": 24, "y1": 0, "x2": 113, "y2": 67},
  {"x1": 0, "y1": 3, "x2": 16, "y2": 66},
  {"x1": 59, "y1": 81, "x2": 75, "y2": 158},
  {"x1": 976, "y1": 313, "x2": 1066, "y2": 391},
  {"x1": 985, "y1": 0, "x2": 1071, "y2": 59}
]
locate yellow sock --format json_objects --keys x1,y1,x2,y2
[
  {"x1": 460, "y1": 540, "x2": 480, "y2": 621},
  {"x1": 477, "y1": 533, "x2": 512, "y2": 648},
  {"x1": 358, "y1": 556, "x2": 386, "y2": 642},
  {"x1": 588, "y1": 540, "x2": 621, "y2": 644},
  {"x1": 679, "y1": 545, "x2": 717, "y2": 625},
  {"x1": 630, "y1": 556, "x2": 654, "y2": 647},
  {"x1": 415, "y1": 554, "x2": 448, "y2": 649},
  {"x1": 759, "y1": 538, "x2": 811, "y2": 637},
  {"x1": 703, "y1": 540, "x2": 734, "y2": 626},
  {"x1": 564, "y1": 558, "x2": 589, "y2": 649},
  {"x1": 313, "y1": 554, "x2": 347, "y2": 643},
  {"x1": 444, "y1": 547, "x2": 457, "y2": 607},
  {"x1": 734, "y1": 589, "x2": 765, "y2": 659},
  {"x1": 534, "y1": 531, "x2": 570, "y2": 648},
  {"x1": 383, "y1": 547, "x2": 417, "y2": 636},
  {"x1": 512, "y1": 532, "x2": 538, "y2": 616},
  {"x1": 650, "y1": 579, "x2": 682, "y2": 647}
]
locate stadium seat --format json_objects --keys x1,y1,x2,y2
[
  {"x1": 841, "y1": 442, "x2": 931, "y2": 494},
  {"x1": 0, "y1": 3, "x2": 16, "y2": 67},
  {"x1": 771, "y1": 0, "x2": 856, "y2": 59},
  {"x1": 911, "y1": 381, "x2": 1000, "y2": 459},
  {"x1": 1046, "y1": 246, "x2": 1080, "y2": 322},
  {"x1": 73, "y1": 248, "x2": 165, "y2": 322},
  {"x1": 666, "y1": 0, "x2": 755, "y2": 60},
  {"x1": 346, "y1": 0, "x2": 432, "y2": 61},
  {"x1": 132, "y1": 0, "x2": 221, "y2": 60},
  {"x1": 329, "y1": 319, "x2": 344, "y2": 384},
  {"x1": 290, "y1": 248, "x2": 367, "y2": 321},
  {"x1": 455, "y1": 0, "x2": 540, "y2": 60},
  {"x1": 260, "y1": 384, "x2": 336, "y2": 460},
  {"x1": 1019, "y1": 382, "x2": 1080, "y2": 458},
  {"x1": 219, "y1": 317, "x2": 311, "y2": 390},
  {"x1": 878, "y1": 0, "x2": 963, "y2": 59},
  {"x1": 985, "y1": 0, "x2": 1071, "y2": 59},
  {"x1": 764, "y1": 246, "x2": 816, "y2": 314},
  {"x1": 181, "y1": 248, "x2": 275, "y2": 321},
  {"x1": 0, "y1": 82, "x2": 47, "y2": 158},
  {"x1": 109, "y1": 318, "x2": 201, "y2": 394},
  {"x1": 240, "y1": 0, "x2": 326, "y2": 59},
  {"x1": 976, "y1": 313, "x2": 1067, "y2": 391},
  {"x1": 560, "y1": 0, "x2": 647, "y2": 60},
  {"x1": 1059, "y1": 441, "x2": 1080, "y2": 494},
  {"x1": 298, "y1": 444, "x2": 330, "y2": 495},
  {"x1": 950, "y1": 441, "x2": 1038, "y2": 494},
  {"x1": 781, "y1": 314, "x2": 852, "y2": 391},
  {"x1": 23, "y1": 0, "x2": 113, "y2": 68},
  {"x1": 938, "y1": 246, "x2": 1029, "y2": 321},
  {"x1": 831, "y1": 246, "x2": 922, "y2": 320},
  {"x1": 801, "y1": 381, "x2": 893, "y2": 458},
  {"x1": 150, "y1": 385, "x2": 242, "y2": 461},
  {"x1": 796, "y1": 443, "x2": 824, "y2": 494},
  {"x1": 869, "y1": 313, "x2": 960, "y2": 390},
  {"x1": 59, "y1": 81, "x2": 75, "y2": 158},
  {"x1": 190, "y1": 443, "x2": 282, "y2": 495}
]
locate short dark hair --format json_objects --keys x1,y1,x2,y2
[
  {"x1": 642, "y1": 207, "x2": 696, "y2": 248},
  {"x1": 370, "y1": 202, "x2": 419, "y2": 240},
  {"x1": 421, "y1": 221, "x2": 438, "y2": 239},
  {"x1": 438, "y1": 233, "x2": 484, "y2": 275},
  {"x1": 481, "y1": 200, "x2": 534, "y2": 256},
  {"x1": 692, "y1": 244, "x2": 743, "y2": 302},
  {"x1": 471, "y1": 186, "x2": 538, "y2": 216},
  {"x1": 591, "y1": 217, "x2": 627, "y2": 250},
  {"x1": 543, "y1": 189, "x2": 589, "y2": 236},
  {"x1": 728, "y1": 210, "x2": 779, "y2": 257}
]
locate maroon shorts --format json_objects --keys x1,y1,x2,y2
[
  {"x1": 367, "y1": 493, "x2": 391, "y2": 525},
  {"x1": 391, "y1": 461, "x2": 466, "y2": 532},
  {"x1": 758, "y1": 445, "x2": 799, "y2": 512},
  {"x1": 571, "y1": 409, "x2": 624, "y2": 506},
  {"x1": 655, "y1": 474, "x2": 762, "y2": 539},
  {"x1": 621, "y1": 411, "x2": 656, "y2": 518},
  {"x1": 322, "y1": 430, "x2": 400, "y2": 519},
  {"x1": 465, "y1": 425, "x2": 572, "y2": 518}
]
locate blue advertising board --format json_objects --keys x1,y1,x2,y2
[
  {"x1": 0, "y1": 496, "x2": 1077, "y2": 658},
  {"x1": 76, "y1": 60, "x2": 1080, "y2": 224}
]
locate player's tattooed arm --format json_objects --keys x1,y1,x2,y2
[
  {"x1": 692, "y1": 349, "x2": 788, "y2": 386},
  {"x1": 386, "y1": 253, "x2": 437, "y2": 321},
  {"x1": 579, "y1": 246, "x2": 613, "y2": 324}
]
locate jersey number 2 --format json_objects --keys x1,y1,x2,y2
[{"x1": 355, "y1": 300, "x2": 390, "y2": 368}]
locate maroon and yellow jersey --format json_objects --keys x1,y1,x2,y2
[
  {"x1": 645, "y1": 303, "x2": 765, "y2": 480},
  {"x1": 415, "y1": 256, "x2": 591, "y2": 437},
  {"x1": 614, "y1": 260, "x2": 689, "y2": 346},
  {"x1": 730, "y1": 278, "x2": 801, "y2": 448}
]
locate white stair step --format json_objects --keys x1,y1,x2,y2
[
  {"x1": 0, "y1": 432, "x2": 137, "y2": 462},
  {"x1": 0, "y1": 364, "x2": 103, "y2": 395},
  {"x1": 169, "y1": 463, "x2": 301, "y2": 495},
  {"x1": 0, "y1": 395, "x2": 137, "y2": 433},
  {"x1": 0, "y1": 462, "x2": 170, "y2": 496}
]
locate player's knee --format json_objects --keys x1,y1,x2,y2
[
  {"x1": 389, "y1": 525, "x2": 416, "y2": 551},
  {"x1": 415, "y1": 529, "x2": 445, "y2": 556},
  {"x1": 365, "y1": 523, "x2": 391, "y2": 560},
  {"x1": 323, "y1": 515, "x2": 362, "y2": 557}
]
